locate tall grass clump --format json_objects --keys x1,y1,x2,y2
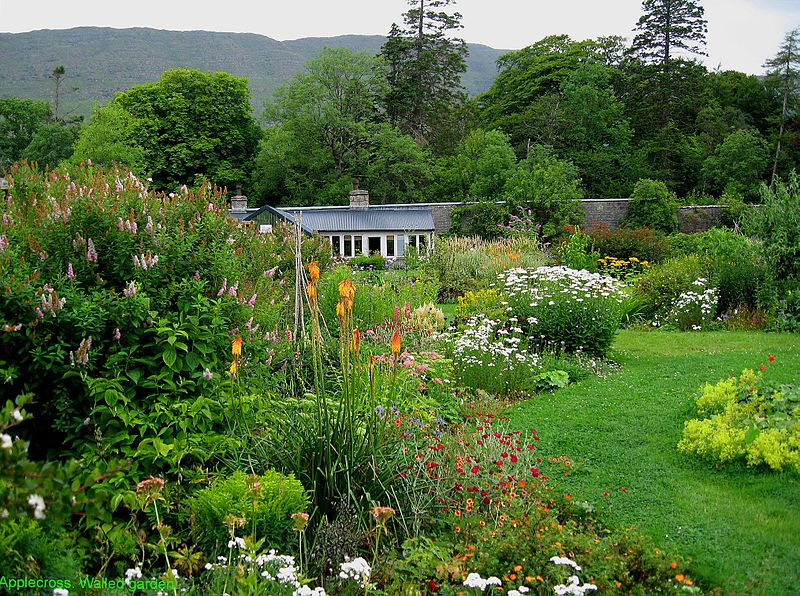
[
  {"x1": 427, "y1": 236, "x2": 548, "y2": 300},
  {"x1": 498, "y1": 266, "x2": 626, "y2": 356}
]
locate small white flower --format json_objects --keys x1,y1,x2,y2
[{"x1": 1, "y1": 433, "x2": 12, "y2": 450}]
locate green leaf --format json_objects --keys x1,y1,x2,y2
[{"x1": 163, "y1": 346, "x2": 177, "y2": 368}]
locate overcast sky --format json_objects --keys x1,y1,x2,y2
[{"x1": 3, "y1": 0, "x2": 798, "y2": 74}]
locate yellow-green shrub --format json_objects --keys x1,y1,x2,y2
[
  {"x1": 678, "y1": 367, "x2": 800, "y2": 473},
  {"x1": 455, "y1": 288, "x2": 508, "y2": 325}
]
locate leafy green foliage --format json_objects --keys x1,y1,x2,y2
[
  {"x1": 502, "y1": 145, "x2": 585, "y2": 236},
  {"x1": 381, "y1": 0, "x2": 468, "y2": 149},
  {"x1": 743, "y1": 172, "x2": 800, "y2": 279},
  {"x1": 588, "y1": 225, "x2": 670, "y2": 263},
  {"x1": 702, "y1": 129, "x2": 770, "y2": 200},
  {"x1": 679, "y1": 365, "x2": 800, "y2": 473},
  {"x1": 634, "y1": 254, "x2": 705, "y2": 319},
  {"x1": 437, "y1": 128, "x2": 517, "y2": 200},
  {"x1": 191, "y1": 470, "x2": 309, "y2": 555},
  {"x1": 112, "y1": 69, "x2": 262, "y2": 190},
  {"x1": 622, "y1": 178, "x2": 679, "y2": 233},
  {"x1": 0, "y1": 98, "x2": 54, "y2": 170},
  {"x1": 71, "y1": 102, "x2": 147, "y2": 172}
]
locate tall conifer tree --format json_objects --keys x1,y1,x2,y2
[
  {"x1": 380, "y1": 0, "x2": 468, "y2": 149},
  {"x1": 764, "y1": 28, "x2": 800, "y2": 185},
  {"x1": 628, "y1": 0, "x2": 708, "y2": 125}
]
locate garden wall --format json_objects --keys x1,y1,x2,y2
[{"x1": 415, "y1": 200, "x2": 729, "y2": 235}]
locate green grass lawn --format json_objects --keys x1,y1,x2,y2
[{"x1": 509, "y1": 330, "x2": 800, "y2": 595}]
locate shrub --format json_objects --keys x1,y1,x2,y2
[
  {"x1": 743, "y1": 172, "x2": 800, "y2": 279},
  {"x1": 664, "y1": 277, "x2": 719, "y2": 331},
  {"x1": 450, "y1": 315, "x2": 541, "y2": 396},
  {"x1": 191, "y1": 469, "x2": 309, "y2": 556},
  {"x1": 426, "y1": 236, "x2": 548, "y2": 301},
  {"x1": 451, "y1": 201, "x2": 509, "y2": 239},
  {"x1": 678, "y1": 359, "x2": 800, "y2": 473},
  {"x1": 634, "y1": 255, "x2": 706, "y2": 320},
  {"x1": 588, "y1": 225, "x2": 670, "y2": 264},
  {"x1": 622, "y1": 179, "x2": 679, "y2": 233},
  {"x1": 498, "y1": 266, "x2": 626, "y2": 356},
  {"x1": 455, "y1": 288, "x2": 508, "y2": 325},
  {"x1": 350, "y1": 254, "x2": 385, "y2": 270},
  {"x1": 556, "y1": 227, "x2": 599, "y2": 271}
]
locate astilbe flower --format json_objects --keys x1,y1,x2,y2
[
  {"x1": 86, "y1": 238, "x2": 98, "y2": 262},
  {"x1": 69, "y1": 337, "x2": 92, "y2": 367}
]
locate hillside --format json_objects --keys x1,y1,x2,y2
[{"x1": 0, "y1": 27, "x2": 506, "y2": 121}]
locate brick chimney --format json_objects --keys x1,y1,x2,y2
[
  {"x1": 349, "y1": 178, "x2": 369, "y2": 210},
  {"x1": 230, "y1": 183, "x2": 248, "y2": 213}
]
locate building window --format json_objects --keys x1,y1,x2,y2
[
  {"x1": 354, "y1": 235, "x2": 363, "y2": 256},
  {"x1": 331, "y1": 235, "x2": 341, "y2": 255},
  {"x1": 419, "y1": 234, "x2": 428, "y2": 253},
  {"x1": 386, "y1": 234, "x2": 395, "y2": 257},
  {"x1": 344, "y1": 235, "x2": 352, "y2": 257}
]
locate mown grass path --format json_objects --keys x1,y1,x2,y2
[{"x1": 510, "y1": 330, "x2": 800, "y2": 595}]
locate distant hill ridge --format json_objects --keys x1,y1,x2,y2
[{"x1": 0, "y1": 27, "x2": 507, "y2": 121}]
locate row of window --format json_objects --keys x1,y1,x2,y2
[{"x1": 325, "y1": 233, "x2": 430, "y2": 257}]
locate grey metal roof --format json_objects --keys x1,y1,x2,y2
[{"x1": 282, "y1": 207, "x2": 435, "y2": 233}]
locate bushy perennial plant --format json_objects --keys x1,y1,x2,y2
[
  {"x1": 451, "y1": 315, "x2": 540, "y2": 396},
  {"x1": 498, "y1": 266, "x2": 626, "y2": 356},
  {"x1": 665, "y1": 278, "x2": 719, "y2": 331}
]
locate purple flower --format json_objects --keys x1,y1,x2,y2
[
  {"x1": 115, "y1": 177, "x2": 123, "y2": 193},
  {"x1": 247, "y1": 293, "x2": 257, "y2": 308},
  {"x1": 86, "y1": 238, "x2": 98, "y2": 263},
  {"x1": 203, "y1": 368, "x2": 213, "y2": 381},
  {"x1": 217, "y1": 278, "x2": 228, "y2": 297}
]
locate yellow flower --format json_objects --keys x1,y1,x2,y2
[
  {"x1": 306, "y1": 283, "x2": 317, "y2": 301},
  {"x1": 308, "y1": 261, "x2": 320, "y2": 282},
  {"x1": 232, "y1": 336, "x2": 242, "y2": 357},
  {"x1": 336, "y1": 300, "x2": 345, "y2": 319},
  {"x1": 229, "y1": 359, "x2": 238, "y2": 376}
]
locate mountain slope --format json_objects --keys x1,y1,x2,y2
[{"x1": 0, "y1": 27, "x2": 506, "y2": 120}]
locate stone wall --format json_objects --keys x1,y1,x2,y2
[
  {"x1": 580, "y1": 199, "x2": 632, "y2": 230},
  {"x1": 378, "y1": 200, "x2": 728, "y2": 235}
]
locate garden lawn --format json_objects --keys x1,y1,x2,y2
[{"x1": 511, "y1": 330, "x2": 800, "y2": 595}]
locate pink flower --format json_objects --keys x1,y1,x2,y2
[
  {"x1": 114, "y1": 328, "x2": 121, "y2": 341},
  {"x1": 0, "y1": 234, "x2": 8, "y2": 252},
  {"x1": 86, "y1": 238, "x2": 98, "y2": 263},
  {"x1": 217, "y1": 278, "x2": 227, "y2": 297},
  {"x1": 247, "y1": 293, "x2": 257, "y2": 308},
  {"x1": 203, "y1": 368, "x2": 213, "y2": 381},
  {"x1": 67, "y1": 262, "x2": 75, "y2": 280}
]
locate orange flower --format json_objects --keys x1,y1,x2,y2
[
  {"x1": 670, "y1": 562, "x2": 677, "y2": 570},
  {"x1": 232, "y1": 336, "x2": 242, "y2": 357},
  {"x1": 336, "y1": 300, "x2": 346, "y2": 319},
  {"x1": 352, "y1": 328, "x2": 361, "y2": 354},
  {"x1": 513, "y1": 565, "x2": 523, "y2": 572},
  {"x1": 229, "y1": 359, "x2": 238, "y2": 376},
  {"x1": 306, "y1": 283, "x2": 317, "y2": 301},
  {"x1": 391, "y1": 330, "x2": 401, "y2": 355},
  {"x1": 675, "y1": 574, "x2": 685, "y2": 583},
  {"x1": 338, "y1": 278, "x2": 356, "y2": 300},
  {"x1": 308, "y1": 261, "x2": 320, "y2": 282}
]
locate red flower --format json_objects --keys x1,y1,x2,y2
[
  {"x1": 760, "y1": 364, "x2": 767, "y2": 371},
  {"x1": 531, "y1": 468, "x2": 540, "y2": 477},
  {"x1": 768, "y1": 354, "x2": 775, "y2": 362},
  {"x1": 471, "y1": 465, "x2": 480, "y2": 474},
  {"x1": 501, "y1": 452, "x2": 509, "y2": 458},
  {"x1": 620, "y1": 487, "x2": 628, "y2": 493},
  {"x1": 510, "y1": 454, "x2": 518, "y2": 463}
]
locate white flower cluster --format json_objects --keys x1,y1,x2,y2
[
  {"x1": 554, "y1": 575, "x2": 599, "y2": 595},
  {"x1": 452, "y1": 315, "x2": 540, "y2": 376},
  {"x1": 1, "y1": 433, "x2": 12, "y2": 450},
  {"x1": 338, "y1": 557, "x2": 371, "y2": 588},
  {"x1": 498, "y1": 266, "x2": 625, "y2": 308},
  {"x1": 550, "y1": 556, "x2": 597, "y2": 595},
  {"x1": 463, "y1": 572, "x2": 502, "y2": 591},
  {"x1": 124, "y1": 566, "x2": 142, "y2": 586},
  {"x1": 27, "y1": 494, "x2": 46, "y2": 519},
  {"x1": 666, "y1": 278, "x2": 719, "y2": 331}
]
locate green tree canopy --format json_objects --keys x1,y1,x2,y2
[
  {"x1": 437, "y1": 128, "x2": 517, "y2": 200},
  {"x1": 381, "y1": 0, "x2": 468, "y2": 149},
  {"x1": 702, "y1": 128, "x2": 770, "y2": 200},
  {"x1": 21, "y1": 123, "x2": 77, "y2": 170},
  {"x1": 71, "y1": 102, "x2": 147, "y2": 173},
  {"x1": 112, "y1": 69, "x2": 262, "y2": 191},
  {"x1": 502, "y1": 144, "x2": 584, "y2": 235},
  {"x1": 0, "y1": 98, "x2": 53, "y2": 171}
]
